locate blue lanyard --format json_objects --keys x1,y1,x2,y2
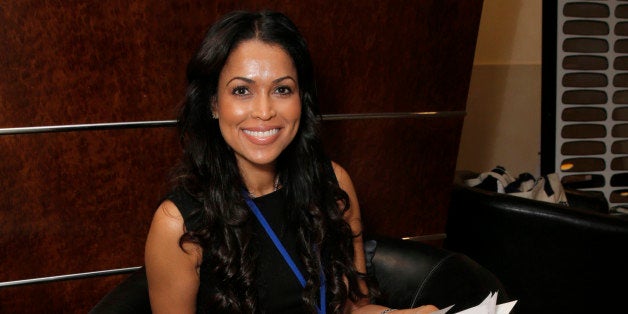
[{"x1": 243, "y1": 193, "x2": 326, "y2": 314}]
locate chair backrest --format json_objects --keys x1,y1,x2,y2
[
  {"x1": 91, "y1": 237, "x2": 508, "y2": 313},
  {"x1": 89, "y1": 268, "x2": 150, "y2": 314},
  {"x1": 445, "y1": 174, "x2": 628, "y2": 313}
]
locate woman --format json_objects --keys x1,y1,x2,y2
[{"x1": 145, "y1": 10, "x2": 437, "y2": 314}]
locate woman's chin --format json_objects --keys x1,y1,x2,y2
[{"x1": 235, "y1": 152, "x2": 282, "y2": 169}]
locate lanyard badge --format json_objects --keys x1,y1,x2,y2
[{"x1": 243, "y1": 193, "x2": 326, "y2": 314}]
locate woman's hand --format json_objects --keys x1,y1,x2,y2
[
  {"x1": 391, "y1": 305, "x2": 439, "y2": 314},
  {"x1": 414, "y1": 305, "x2": 440, "y2": 313}
]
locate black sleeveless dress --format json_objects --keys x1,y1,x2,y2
[{"x1": 168, "y1": 187, "x2": 309, "y2": 313}]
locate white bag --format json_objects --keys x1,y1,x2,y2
[
  {"x1": 507, "y1": 173, "x2": 568, "y2": 206},
  {"x1": 466, "y1": 167, "x2": 569, "y2": 206},
  {"x1": 464, "y1": 166, "x2": 515, "y2": 194}
]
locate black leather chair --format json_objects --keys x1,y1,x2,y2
[
  {"x1": 445, "y1": 171, "x2": 628, "y2": 314},
  {"x1": 91, "y1": 236, "x2": 509, "y2": 313}
]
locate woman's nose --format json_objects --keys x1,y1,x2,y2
[{"x1": 251, "y1": 95, "x2": 276, "y2": 120}]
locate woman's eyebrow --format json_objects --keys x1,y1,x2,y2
[
  {"x1": 273, "y1": 76, "x2": 297, "y2": 84},
  {"x1": 226, "y1": 75, "x2": 296, "y2": 86},
  {"x1": 226, "y1": 76, "x2": 254, "y2": 85}
]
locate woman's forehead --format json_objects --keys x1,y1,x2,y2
[{"x1": 220, "y1": 40, "x2": 297, "y2": 84}]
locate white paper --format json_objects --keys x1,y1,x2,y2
[
  {"x1": 429, "y1": 305, "x2": 455, "y2": 314},
  {"x1": 428, "y1": 292, "x2": 517, "y2": 314}
]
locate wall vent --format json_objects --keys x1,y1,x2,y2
[{"x1": 544, "y1": 0, "x2": 628, "y2": 209}]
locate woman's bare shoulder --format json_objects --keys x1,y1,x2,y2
[
  {"x1": 155, "y1": 200, "x2": 185, "y2": 226},
  {"x1": 331, "y1": 161, "x2": 354, "y2": 190},
  {"x1": 146, "y1": 200, "x2": 202, "y2": 266}
]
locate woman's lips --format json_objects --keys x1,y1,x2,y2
[{"x1": 241, "y1": 128, "x2": 280, "y2": 144}]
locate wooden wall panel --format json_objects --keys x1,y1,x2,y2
[
  {"x1": 322, "y1": 117, "x2": 465, "y2": 238},
  {"x1": 0, "y1": 128, "x2": 178, "y2": 312},
  {"x1": 0, "y1": 2, "x2": 192, "y2": 127},
  {"x1": 1, "y1": 1, "x2": 480, "y2": 127},
  {"x1": 307, "y1": 2, "x2": 483, "y2": 114},
  {"x1": 0, "y1": 0, "x2": 483, "y2": 312},
  {"x1": 0, "y1": 128, "x2": 179, "y2": 279}
]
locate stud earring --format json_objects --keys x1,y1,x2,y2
[{"x1": 211, "y1": 112, "x2": 218, "y2": 119}]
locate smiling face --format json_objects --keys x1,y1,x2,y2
[{"x1": 214, "y1": 39, "x2": 301, "y2": 173}]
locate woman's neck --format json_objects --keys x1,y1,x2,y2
[{"x1": 239, "y1": 163, "x2": 278, "y2": 198}]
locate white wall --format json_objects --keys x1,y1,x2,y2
[{"x1": 456, "y1": 0, "x2": 543, "y2": 177}]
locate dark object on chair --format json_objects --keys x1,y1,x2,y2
[
  {"x1": 90, "y1": 269, "x2": 151, "y2": 314},
  {"x1": 445, "y1": 171, "x2": 628, "y2": 314},
  {"x1": 91, "y1": 237, "x2": 508, "y2": 313}
]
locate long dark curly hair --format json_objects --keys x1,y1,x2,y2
[{"x1": 173, "y1": 10, "x2": 368, "y2": 313}]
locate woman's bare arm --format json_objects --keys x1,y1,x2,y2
[
  {"x1": 333, "y1": 162, "x2": 438, "y2": 314},
  {"x1": 145, "y1": 200, "x2": 202, "y2": 314}
]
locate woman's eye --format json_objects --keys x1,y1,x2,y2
[
  {"x1": 275, "y1": 86, "x2": 292, "y2": 95},
  {"x1": 232, "y1": 86, "x2": 249, "y2": 96}
]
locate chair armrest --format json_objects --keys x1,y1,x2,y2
[
  {"x1": 446, "y1": 178, "x2": 628, "y2": 313},
  {"x1": 367, "y1": 236, "x2": 509, "y2": 312}
]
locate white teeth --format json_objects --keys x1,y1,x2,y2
[{"x1": 243, "y1": 129, "x2": 279, "y2": 138}]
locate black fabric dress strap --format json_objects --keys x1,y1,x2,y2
[{"x1": 323, "y1": 159, "x2": 339, "y2": 184}]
